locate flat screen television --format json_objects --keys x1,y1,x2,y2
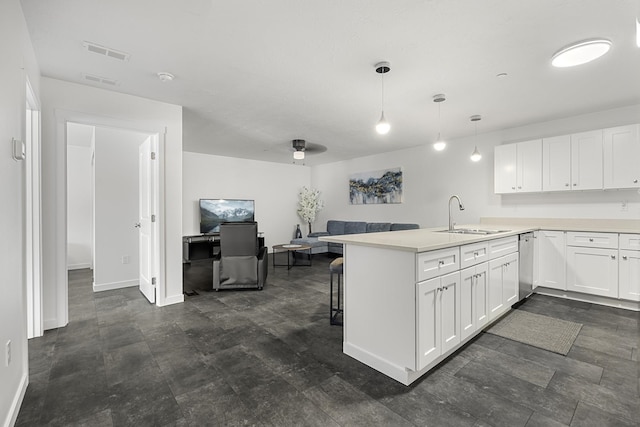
[{"x1": 199, "y1": 198, "x2": 255, "y2": 234}]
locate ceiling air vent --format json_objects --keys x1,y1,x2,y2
[
  {"x1": 82, "y1": 73, "x2": 119, "y2": 86},
  {"x1": 82, "y1": 41, "x2": 130, "y2": 61}
]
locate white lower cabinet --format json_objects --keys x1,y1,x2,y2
[
  {"x1": 416, "y1": 271, "x2": 461, "y2": 371},
  {"x1": 488, "y1": 252, "x2": 519, "y2": 321},
  {"x1": 566, "y1": 246, "x2": 618, "y2": 298},
  {"x1": 619, "y1": 249, "x2": 640, "y2": 301},
  {"x1": 460, "y1": 263, "x2": 489, "y2": 341},
  {"x1": 538, "y1": 230, "x2": 566, "y2": 290}
]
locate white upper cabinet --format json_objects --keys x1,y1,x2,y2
[
  {"x1": 494, "y1": 139, "x2": 542, "y2": 194},
  {"x1": 570, "y1": 130, "x2": 603, "y2": 191},
  {"x1": 542, "y1": 135, "x2": 571, "y2": 191},
  {"x1": 603, "y1": 124, "x2": 640, "y2": 189}
]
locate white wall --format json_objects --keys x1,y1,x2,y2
[
  {"x1": 0, "y1": 1, "x2": 40, "y2": 425},
  {"x1": 93, "y1": 127, "x2": 148, "y2": 290},
  {"x1": 312, "y1": 104, "x2": 640, "y2": 228},
  {"x1": 183, "y1": 152, "x2": 311, "y2": 248},
  {"x1": 41, "y1": 77, "x2": 184, "y2": 331},
  {"x1": 67, "y1": 144, "x2": 93, "y2": 270}
]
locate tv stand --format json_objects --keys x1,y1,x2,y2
[{"x1": 183, "y1": 233, "x2": 265, "y2": 262}]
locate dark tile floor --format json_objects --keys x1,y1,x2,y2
[{"x1": 16, "y1": 255, "x2": 640, "y2": 426}]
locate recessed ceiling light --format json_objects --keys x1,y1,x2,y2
[
  {"x1": 157, "y1": 72, "x2": 175, "y2": 82},
  {"x1": 551, "y1": 38, "x2": 612, "y2": 67}
]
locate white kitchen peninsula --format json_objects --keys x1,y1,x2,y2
[{"x1": 320, "y1": 226, "x2": 532, "y2": 385}]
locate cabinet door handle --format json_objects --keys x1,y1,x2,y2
[
  {"x1": 442, "y1": 286, "x2": 448, "y2": 291},
  {"x1": 517, "y1": 186, "x2": 522, "y2": 189},
  {"x1": 565, "y1": 183, "x2": 569, "y2": 187},
  {"x1": 438, "y1": 260, "x2": 445, "y2": 266},
  {"x1": 622, "y1": 255, "x2": 628, "y2": 260},
  {"x1": 611, "y1": 255, "x2": 616, "y2": 260},
  {"x1": 634, "y1": 179, "x2": 638, "y2": 184},
  {"x1": 511, "y1": 186, "x2": 516, "y2": 190},
  {"x1": 589, "y1": 238, "x2": 594, "y2": 242},
  {"x1": 573, "y1": 183, "x2": 577, "y2": 187}
]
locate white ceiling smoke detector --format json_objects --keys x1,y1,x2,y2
[{"x1": 157, "y1": 72, "x2": 175, "y2": 82}]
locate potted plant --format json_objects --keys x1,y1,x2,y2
[{"x1": 297, "y1": 186, "x2": 324, "y2": 236}]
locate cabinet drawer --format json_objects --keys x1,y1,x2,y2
[
  {"x1": 417, "y1": 247, "x2": 460, "y2": 282},
  {"x1": 620, "y1": 234, "x2": 640, "y2": 251},
  {"x1": 488, "y1": 236, "x2": 518, "y2": 260},
  {"x1": 460, "y1": 241, "x2": 489, "y2": 269},
  {"x1": 566, "y1": 231, "x2": 618, "y2": 249}
]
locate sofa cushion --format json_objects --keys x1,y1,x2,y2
[
  {"x1": 390, "y1": 223, "x2": 420, "y2": 231},
  {"x1": 344, "y1": 221, "x2": 367, "y2": 234},
  {"x1": 366, "y1": 222, "x2": 392, "y2": 233},
  {"x1": 327, "y1": 220, "x2": 345, "y2": 235}
]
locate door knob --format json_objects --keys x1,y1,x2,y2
[{"x1": 134, "y1": 223, "x2": 141, "y2": 228}]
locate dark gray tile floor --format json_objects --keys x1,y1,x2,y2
[{"x1": 16, "y1": 256, "x2": 640, "y2": 426}]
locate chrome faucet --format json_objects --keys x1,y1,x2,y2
[{"x1": 448, "y1": 195, "x2": 465, "y2": 231}]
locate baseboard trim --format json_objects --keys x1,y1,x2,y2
[
  {"x1": 5, "y1": 372, "x2": 28, "y2": 427},
  {"x1": 67, "y1": 263, "x2": 92, "y2": 270},
  {"x1": 534, "y1": 288, "x2": 640, "y2": 311},
  {"x1": 93, "y1": 279, "x2": 138, "y2": 293}
]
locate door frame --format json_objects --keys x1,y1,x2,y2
[{"x1": 48, "y1": 108, "x2": 166, "y2": 329}]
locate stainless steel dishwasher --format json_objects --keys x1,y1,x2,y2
[{"x1": 518, "y1": 233, "x2": 535, "y2": 301}]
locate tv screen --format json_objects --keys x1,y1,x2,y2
[{"x1": 199, "y1": 199, "x2": 255, "y2": 234}]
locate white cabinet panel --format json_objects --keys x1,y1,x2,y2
[
  {"x1": 542, "y1": 135, "x2": 571, "y2": 191},
  {"x1": 417, "y1": 247, "x2": 459, "y2": 282},
  {"x1": 538, "y1": 230, "x2": 566, "y2": 290},
  {"x1": 494, "y1": 140, "x2": 542, "y2": 193},
  {"x1": 460, "y1": 263, "x2": 489, "y2": 341},
  {"x1": 603, "y1": 124, "x2": 640, "y2": 189},
  {"x1": 619, "y1": 249, "x2": 640, "y2": 301},
  {"x1": 566, "y1": 231, "x2": 618, "y2": 249},
  {"x1": 566, "y1": 246, "x2": 618, "y2": 298},
  {"x1": 416, "y1": 271, "x2": 461, "y2": 370},
  {"x1": 571, "y1": 130, "x2": 603, "y2": 190},
  {"x1": 620, "y1": 234, "x2": 640, "y2": 251},
  {"x1": 488, "y1": 252, "x2": 518, "y2": 321},
  {"x1": 517, "y1": 139, "x2": 542, "y2": 192},
  {"x1": 488, "y1": 236, "x2": 518, "y2": 260},
  {"x1": 460, "y1": 241, "x2": 489, "y2": 269},
  {"x1": 494, "y1": 143, "x2": 517, "y2": 194}
]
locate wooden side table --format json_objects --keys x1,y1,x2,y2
[{"x1": 272, "y1": 244, "x2": 312, "y2": 270}]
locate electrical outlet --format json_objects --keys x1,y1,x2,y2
[
  {"x1": 5, "y1": 340, "x2": 11, "y2": 367},
  {"x1": 122, "y1": 255, "x2": 130, "y2": 264},
  {"x1": 621, "y1": 201, "x2": 628, "y2": 212}
]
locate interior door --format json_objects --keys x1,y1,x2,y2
[{"x1": 138, "y1": 137, "x2": 156, "y2": 303}]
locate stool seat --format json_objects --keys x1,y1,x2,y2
[
  {"x1": 329, "y1": 258, "x2": 343, "y2": 273},
  {"x1": 329, "y1": 257, "x2": 344, "y2": 326}
]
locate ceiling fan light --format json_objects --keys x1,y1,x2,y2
[
  {"x1": 551, "y1": 39, "x2": 612, "y2": 67},
  {"x1": 376, "y1": 111, "x2": 391, "y2": 135},
  {"x1": 470, "y1": 146, "x2": 482, "y2": 162},
  {"x1": 293, "y1": 150, "x2": 305, "y2": 160}
]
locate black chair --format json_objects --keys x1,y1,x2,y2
[{"x1": 213, "y1": 222, "x2": 268, "y2": 290}]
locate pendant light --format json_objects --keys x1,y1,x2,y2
[
  {"x1": 374, "y1": 62, "x2": 391, "y2": 135},
  {"x1": 433, "y1": 94, "x2": 446, "y2": 151},
  {"x1": 470, "y1": 115, "x2": 482, "y2": 162}
]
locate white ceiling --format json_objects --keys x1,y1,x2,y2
[{"x1": 20, "y1": 0, "x2": 640, "y2": 165}]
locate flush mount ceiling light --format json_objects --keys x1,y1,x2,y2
[
  {"x1": 374, "y1": 61, "x2": 391, "y2": 135},
  {"x1": 432, "y1": 94, "x2": 447, "y2": 151},
  {"x1": 470, "y1": 115, "x2": 482, "y2": 162},
  {"x1": 292, "y1": 139, "x2": 306, "y2": 161},
  {"x1": 157, "y1": 72, "x2": 175, "y2": 82},
  {"x1": 551, "y1": 38, "x2": 612, "y2": 67}
]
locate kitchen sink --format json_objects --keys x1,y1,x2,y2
[{"x1": 436, "y1": 228, "x2": 511, "y2": 235}]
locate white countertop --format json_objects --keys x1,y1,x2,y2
[
  {"x1": 319, "y1": 218, "x2": 640, "y2": 253},
  {"x1": 319, "y1": 225, "x2": 535, "y2": 253}
]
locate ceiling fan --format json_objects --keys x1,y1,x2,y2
[{"x1": 291, "y1": 139, "x2": 327, "y2": 160}]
